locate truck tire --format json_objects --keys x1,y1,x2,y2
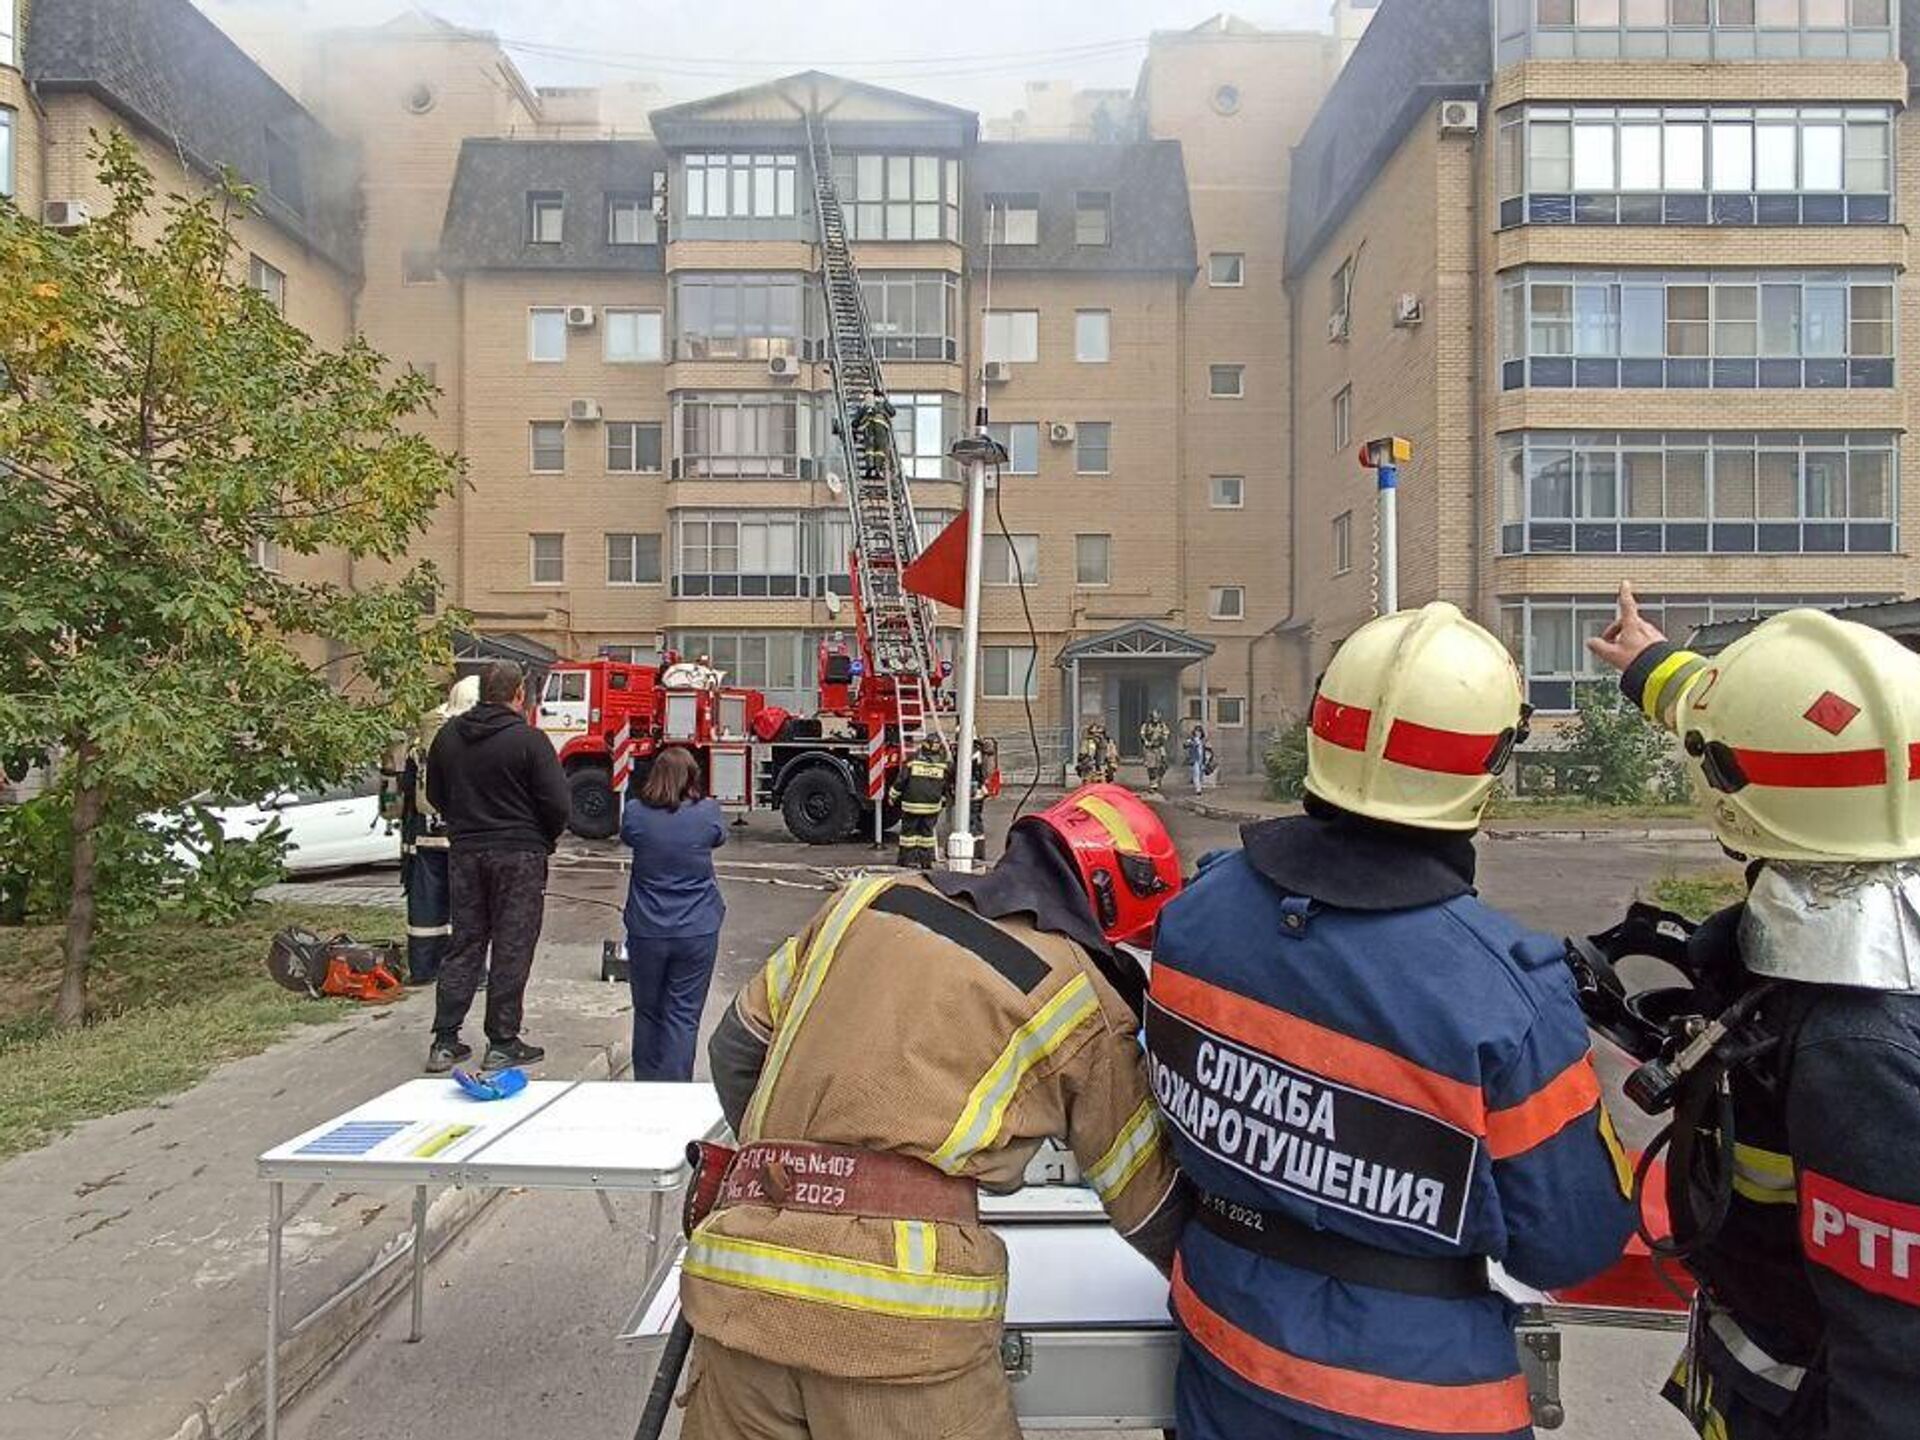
[
  {"x1": 567, "y1": 766, "x2": 619, "y2": 840},
  {"x1": 782, "y1": 768, "x2": 859, "y2": 845}
]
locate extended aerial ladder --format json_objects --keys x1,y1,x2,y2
[{"x1": 806, "y1": 117, "x2": 948, "y2": 753}]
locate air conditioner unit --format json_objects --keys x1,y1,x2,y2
[
  {"x1": 1438, "y1": 100, "x2": 1480, "y2": 135},
  {"x1": 565, "y1": 304, "x2": 596, "y2": 328},
  {"x1": 1326, "y1": 311, "x2": 1350, "y2": 343},
  {"x1": 767, "y1": 354, "x2": 802, "y2": 379},
  {"x1": 568, "y1": 398, "x2": 602, "y2": 423},
  {"x1": 984, "y1": 360, "x2": 1013, "y2": 384},
  {"x1": 42, "y1": 200, "x2": 92, "y2": 231},
  {"x1": 1394, "y1": 293, "x2": 1424, "y2": 327},
  {"x1": 1047, "y1": 421, "x2": 1077, "y2": 445}
]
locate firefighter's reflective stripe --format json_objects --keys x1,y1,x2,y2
[
  {"x1": 1731, "y1": 1141, "x2": 1797, "y2": 1206},
  {"x1": 900, "y1": 804, "x2": 944, "y2": 816},
  {"x1": 1706, "y1": 1309, "x2": 1808, "y2": 1393},
  {"x1": 1075, "y1": 792, "x2": 1141, "y2": 852},
  {"x1": 1172, "y1": 1258, "x2": 1531, "y2": 1435},
  {"x1": 893, "y1": 1220, "x2": 937, "y2": 1275},
  {"x1": 744, "y1": 876, "x2": 894, "y2": 1141},
  {"x1": 1642, "y1": 650, "x2": 1708, "y2": 725},
  {"x1": 931, "y1": 974, "x2": 1101, "y2": 1172},
  {"x1": 684, "y1": 1231, "x2": 1002, "y2": 1321},
  {"x1": 1485, "y1": 1054, "x2": 1603, "y2": 1159},
  {"x1": 764, "y1": 939, "x2": 800, "y2": 1027},
  {"x1": 406, "y1": 924, "x2": 452, "y2": 938},
  {"x1": 1086, "y1": 1098, "x2": 1164, "y2": 1203}
]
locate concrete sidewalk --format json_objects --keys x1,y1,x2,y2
[{"x1": 0, "y1": 873, "x2": 635, "y2": 1440}]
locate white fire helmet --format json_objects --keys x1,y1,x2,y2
[
  {"x1": 442, "y1": 675, "x2": 481, "y2": 718},
  {"x1": 1672, "y1": 608, "x2": 1920, "y2": 863},
  {"x1": 1306, "y1": 602, "x2": 1528, "y2": 832}
]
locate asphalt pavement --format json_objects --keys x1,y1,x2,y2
[{"x1": 275, "y1": 800, "x2": 1717, "y2": 1440}]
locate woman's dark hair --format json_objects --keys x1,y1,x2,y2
[{"x1": 638, "y1": 745, "x2": 703, "y2": 810}]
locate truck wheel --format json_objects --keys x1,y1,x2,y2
[
  {"x1": 568, "y1": 766, "x2": 619, "y2": 840},
  {"x1": 782, "y1": 769, "x2": 858, "y2": 845}
]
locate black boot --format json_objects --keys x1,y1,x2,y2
[
  {"x1": 425, "y1": 1038, "x2": 472, "y2": 1074},
  {"x1": 482, "y1": 1037, "x2": 545, "y2": 1070}
]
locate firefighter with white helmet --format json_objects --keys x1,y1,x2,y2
[
  {"x1": 1587, "y1": 582, "x2": 1920, "y2": 1440},
  {"x1": 1148, "y1": 601, "x2": 1634, "y2": 1440},
  {"x1": 682, "y1": 784, "x2": 1191, "y2": 1439},
  {"x1": 387, "y1": 675, "x2": 480, "y2": 986}
]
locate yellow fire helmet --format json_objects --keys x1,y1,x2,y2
[
  {"x1": 1306, "y1": 602, "x2": 1528, "y2": 832},
  {"x1": 1671, "y1": 608, "x2": 1920, "y2": 862}
]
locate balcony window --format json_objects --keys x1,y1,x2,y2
[
  {"x1": 1499, "y1": 268, "x2": 1894, "y2": 389},
  {"x1": 889, "y1": 393, "x2": 963, "y2": 482},
  {"x1": 1498, "y1": 430, "x2": 1897, "y2": 555},
  {"x1": 858, "y1": 272, "x2": 959, "y2": 361},
  {"x1": 670, "y1": 631, "x2": 819, "y2": 713},
  {"x1": 673, "y1": 512, "x2": 808, "y2": 598},
  {"x1": 830, "y1": 153, "x2": 961, "y2": 241},
  {"x1": 1498, "y1": 104, "x2": 1895, "y2": 229},
  {"x1": 683, "y1": 153, "x2": 797, "y2": 220},
  {"x1": 673, "y1": 392, "x2": 820, "y2": 480},
  {"x1": 673, "y1": 273, "x2": 818, "y2": 362},
  {"x1": 1497, "y1": 0, "x2": 1895, "y2": 62}
]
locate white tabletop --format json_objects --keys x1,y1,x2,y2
[{"x1": 259, "y1": 1078, "x2": 573, "y2": 1183}]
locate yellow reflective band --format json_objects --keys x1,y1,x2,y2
[
  {"x1": 685, "y1": 1231, "x2": 1002, "y2": 1322},
  {"x1": 931, "y1": 975, "x2": 1101, "y2": 1173},
  {"x1": 1732, "y1": 1141, "x2": 1796, "y2": 1205},
  {"x1": 1642, "y1": 650, "x2": 1701, "y2": 724},
  {"x1": 743, "y1": 876, "x2": 894, "y2": 1141},
  {"x1": 1598, "y1": 1105, "x2": 1634, "y2": 1199},
  {"x1": 1074, "y1": 793, "x2": 1141, "y2": 853},
  {"x1": 1086, "y1": 1098, "x2": 1165, "y2": 1203},
  {"x1": 764, "y1": 938, "x2": 799, "y2": 1027},
  {"x1": 893, "y1": 1220, "x2": 937, "y2": 1275}
]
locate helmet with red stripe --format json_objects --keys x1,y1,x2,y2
[
  {"x1": 1675, "y1": 608, "x2": 1920, "y2": 862},
  {"x1": 1306, "y1": 602, "x2": 1527, "y2": 832},
  {"x1": 1018, "y1": 784, "x2": 1182, "y2": 945}
]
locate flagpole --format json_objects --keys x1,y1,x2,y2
[{"x1": 947, "y1": 427, "x2": 1005, "y2": 874}]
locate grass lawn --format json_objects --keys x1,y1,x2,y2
[
  {"x1": 0, "y1": 902, "x2": 402, "y2": 1161},
  {"x1": 1650, "y1": 870, "x2": 1748, "y2": 921}
]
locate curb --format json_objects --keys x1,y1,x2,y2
[
  {"x1": 1169, "y1": 796, "x2": 1718, "y2": 845},
  {"x1": 165, "y1": 1037, "x2": 633, "y2": 1440}
]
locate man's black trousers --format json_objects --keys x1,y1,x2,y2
[{"x1": 433, "y1": 849, "x2": 548, "y2": 1045}]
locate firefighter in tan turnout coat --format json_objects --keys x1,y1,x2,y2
[{"x1": 682, "y1": 785, "x2": 1191, "y2": 1438}]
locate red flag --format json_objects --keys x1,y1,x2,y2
[{"x1": 903, "y1": 509, "x2": 971, "y2": 609}]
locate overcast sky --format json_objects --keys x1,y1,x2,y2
[{"x1": 199, "y1": 0, "x2": 1332, "y2": 116}]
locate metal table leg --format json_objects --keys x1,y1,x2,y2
[
  {"x1": 408, "y1": 1184, "x2": 428, "y2": 1343},
  {"x1": 266, "y1": 1180, "x2": 283, "y2": 1440}
]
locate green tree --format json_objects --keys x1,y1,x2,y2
[
  {"x1": 1562, "y1": 682, "x2": 1676, "y2": 805},
  {"x1": 0, "y1": 135, "x2": 461, "y2": 1027},
  {"x1": 1264, "y1": 716, "x2": 1311, "y2": 801}
]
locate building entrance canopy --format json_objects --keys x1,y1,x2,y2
[{"x1": 1056, "y1": 622, "x2": 1216, "y2": 760}]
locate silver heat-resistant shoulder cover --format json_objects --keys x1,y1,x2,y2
[{"x1": 1740, "y1": 862, "x2": 1920, "y2": 992}]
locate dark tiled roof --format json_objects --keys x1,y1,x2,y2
[
  {"x1": 1285, "y1": 0, "x2": 1488, "y2": 277},
  {"x1": 25, "y1": 0, "x2": 359, "y2": 274},
  {"x1": 965, "y1": 141, "x2": 1197, "y2": 274},
  {"x1": 651, "y1": 71, "x2": 977, "y2": 151},
  {"x1": 439, "y1": 140, "x2": 669, "y2": 274}
]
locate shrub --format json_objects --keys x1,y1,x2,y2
[
  {"x1": 1264, "y1": 718, "x2": 1311, "y2": 801},
  {"x1": 1561, "y1": 684, "x2": 1678, "y2": 805}
]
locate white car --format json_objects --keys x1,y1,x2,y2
[{"x1": 171, "y1": 774, "x2": 401, "y2": 874}]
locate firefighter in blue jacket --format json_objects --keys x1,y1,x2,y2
[{"x1": 1146, "y1": 601, "x2": 1636, "y2": 1440}]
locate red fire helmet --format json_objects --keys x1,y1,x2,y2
[{"x1": 1018, "y1": 784, "x2": 1183, "y2": 946}]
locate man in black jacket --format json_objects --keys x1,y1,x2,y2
[{"x1": 424, "y1": 661, "x2": 571, "y2": 1073}]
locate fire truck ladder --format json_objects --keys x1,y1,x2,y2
[{"x1": 806, "y1": 116, "x2": 945, "y2": 750}]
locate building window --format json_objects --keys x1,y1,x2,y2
[
  {"x1": 1209, "y1": 586, "x2": 1246, "y2": 620},
  {"x1": 604, "y1": 308, "x2": 664, "y2": 363},
  {"x1": 607, "y1": 421, "x2": 664, "y2": 474},
  {"x1": 673, "y1": 511, "x2": 807, "y2": 598},
  {"x1": 606, "y1": 533, "x2": 662, "y2": 585},
  {"x1": 673, "y1": 392, "x2": 820, "y2": 480},
  {"x1": 600, "y1": 643, "x2": 661, "y2": 665},
  {"x1": 859, "y1": 272, "x2": 959, "y2": 361},
  {"x1": 1075, "y1": 310, "x2": 1111, "y2": 363},
  {"x1": 983, "y1": 309, "x2": 1040, "y2": 364},
  {"x1": 669, "y1": 631, "x2": 818, "y2": 708},
  {"x1": 1210, "y1": 475, "x2": 1245, "y2": 509},
  {"x1": 1075, "y1": 534, "x2": 1111, "y2": 586},
  {"x1": 1498, "y1": 268, "x2": 1896, "y2": 390},
  {"x1": 1075, "y1": 422, "x2": 1112, "y2": 475},
  {"x1": 831, "y1": 153, "x2": 961, "y2": 241},
  {"x1": 528, "y1": 191, "x2": 565, "y2": 244},
  {"x1": 1209, "y1": 252, "x2": 1245, "y2": 287},
  {"x1": 1074, "y1": 191, "x2": 1112, "y2": 246},
  {"x1": 1329, "y1": 255, "x2": 1356, "y2": 340},
  {"x1": 1499, "y1": 0, "x2": 1895, "y2": 64},
  {"x1": 985, "y1": 193, "x2": 1040, "y2": 246},
  {"x1": 1498, "y1": 430, "x2": 1897, "y2": 555},
  {"x1": 530, "y1": 533, "x2": 566, "y2": 585},
  {"x1": 247, "y1": 255, "x2": 286, "y2": 313},
  {"x1": 401, "y1": 247, "x2": 439, "y2": 284},
  {"x1": 1, "y1": 107, "x2": 17, "y2": 199},
  {"x1": 890, "y1": 392, "x2": 963, "y2": 481},
  {"x1": 529, "y1": 308, "x2": 567, "y2": 362},
  {"x1": 683, "y1": 153, "x2": 797, "y2": 219},
  {"x1": 1210, "y1": 364, "x2": 1246, "y2": 399},
  {"x1": 530, "y1": 422, "x2": 566, "y2": 473},
  {"x1": 608, "y1": 177, "x2": 665, "y2": 244},
  {"x1": 247, "y1": 536, "x2": 282, "y2": 573},
  {"x1": 1215, "y1": 696, "x2": 1247, "y2": 728},
  {"x1": 265, "y1": 128, "x2": 303, "y2": 214},
  {"x1": 673, "y1": 272, "x2": 819, "y2": 361},
  {"x1": 1332, "y1": 385, "x2": 1352, "y2": 450},
  {"x1": 0, "y1": 5, "x2": 13, "y2": 69},
  {"x1": 986, "y1": 422, "x2": 1040, "y2": 475},
  {"x1": 1333, "y1": 511, "x2": 1354, "y2": 574},
  {"x1": 983, "y1": 534, "x2": 1040, "y2": 585},
  {"x1": 1497, "y1": 103, "x2": 1895, "y2": 229},
  {"x1": 984, "y1": 645, "x2": 1040, "y2": 700}
]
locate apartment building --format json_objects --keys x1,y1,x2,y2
[{"x1": 1285, "y1": 0, "x2": 1915, "y2": 717}]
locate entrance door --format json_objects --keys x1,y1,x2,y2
[{"x1": 1117, "y1": 677, "x2": 1151, "y2": 759}]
